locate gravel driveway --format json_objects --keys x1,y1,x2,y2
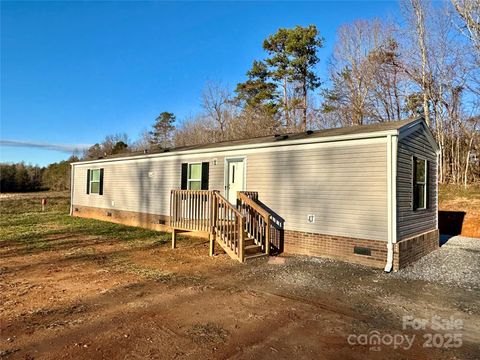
[{"x1": 393, "y1": 235, "x2": 480, "y2": 290}]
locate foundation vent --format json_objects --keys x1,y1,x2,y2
[
  {"x1": 274, "y1": 134, "x2": 289, "y2": 141},
  {"x1": 106, "y1": 212, "x2": 112, "y2": 217},
  {"x1": 354, "y1": 246, "x2": 371, "y2": 256}
]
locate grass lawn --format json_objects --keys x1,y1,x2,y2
[{"x1": 0, "y1": 191, "x2": 169, "y2": 252}]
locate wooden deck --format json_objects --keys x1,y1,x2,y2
[{"x1": 170, "y1": 190, "x2": 278, "y2": 262}]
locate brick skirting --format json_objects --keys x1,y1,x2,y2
[
  {"x1": 73, "y1": 205, "x2": 439, "y2": 270},
  {"x1": 72, "y1": 205, "x2": 171, "y2": 232},
  {"x1": 393, "y1": 229, "x2": 439, "y2": 271},
  {"x1": 284, "y1": 228, "x2": 439, "y2": 270},
  {"x1": 284, "y1": 230, "x2": 388, "y2": 268}
]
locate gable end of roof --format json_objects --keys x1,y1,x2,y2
[{"x1": 398, "y1": 118, "x2": 439, "y2": 152}]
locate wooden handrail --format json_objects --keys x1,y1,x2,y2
[
  {"x1": 240, "y1": 191, "x2": 258, "y2": 201},
  {"x1": 237, "y1": 192, "x2": 270, "y2": 219},
  {"x1": 237, "y1": 192, "x2": 271, "y2": 256},
  {"x1": 216, "y1": 193, "x2": 243, "y2": 218},
  {"x1": 214, "y1": 192, "x2": 244, "y2": 261}
]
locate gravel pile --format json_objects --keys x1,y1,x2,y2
[{"x1": 392, "y1": 236, "x2": 480, "y2": 289}]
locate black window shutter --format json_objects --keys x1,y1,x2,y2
[
  {"x1": 425, "y1": 161, "x2": 429, "y2": 209},
  {"x1": 181, "y1": 163, "x2": 188, "y2": 190},
  {"x1": 99, "y1": 168, "x2": 104, "y2": 195},
  {"x1": 86, "y1": 169, "x2": 90, "y2": 194},
  {"x1": 412, "y1": 156, "x2": 417, "y2": 210},
  {"x1": 201, "y1": 162, "x2": 209, "y2": 190}
]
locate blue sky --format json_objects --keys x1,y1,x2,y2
[{"x1": 1, "y1": 1, "x2": 400, "y2": 166}]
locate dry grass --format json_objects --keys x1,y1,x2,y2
[
  {"x1": 439, "y1": 184, "x2": 480, "y2": 205},
  {"x1": 439, "y1": 184, "x2": 480, "y2": 238},
  {"x1": 0, "y1": 191, "x2": 169, "y2": 251}
]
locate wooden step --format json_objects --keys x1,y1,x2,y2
[
  {"x1": 216, "y1": 231, "x2": 259, "y2": 244},
  {"x1": 244, "y1": 253, "x2": 268, "y2": 261},
  {"x1": 243, "y1": 237, "x2": 258, "y2": 246},
  {"x1": 244, "y1": 244, "x2": 262, "y2": 254}
]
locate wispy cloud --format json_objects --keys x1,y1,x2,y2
[{"x1": 0, "y1": 139, "x2": 92, "y2": 154}]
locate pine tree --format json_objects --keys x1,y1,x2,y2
[
  {"x1": 235, "y1": 60, "x2": 279, "y2": 116},
  {"x1": 263, "y1": 25, "x2": 323, "y2": 130},
  {"x1": 150, "y1": 112, "x2": 176, "y2": 148}
]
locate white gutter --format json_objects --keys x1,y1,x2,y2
[
  {"x1": 71, "y1": 129, "x2": 399, "y2": 166},
  {"x1": 385, "y1": 134, "x2": 398, "y2": 272}
]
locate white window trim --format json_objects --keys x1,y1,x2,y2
[
  {"x1": 187, "y1": 162, "x2": 202, "y2": 190},
  {"x1": 90, "y1": 169, "x2": 101, "y2": 194},
  {"x1": 413, "y1": 157, "x2": 427, "y2": 211}
]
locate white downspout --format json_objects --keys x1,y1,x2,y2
[
  {"x1": 70, "y1": 164, "x2": 75, "y2": 216},
  {"x1": 385, "y1": 134, "x2": 398, "y2": 272},
  {"x1": 436, "y1": 149, "x2": 440, "y2": 230}
]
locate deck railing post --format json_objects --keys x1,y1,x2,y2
[
  {"x1": 212, "y1": 191, "x2": 218, "y2": 233},
  {"x1": 209, "y1": 232, "x2": 215, "y2": 257},
  {"x1": 239, "y1": 216, "x2": 245, "y2": 262},
  {"x1": 265, "y1": 218, "x2": 271, "y2": 256},
  {"x1": 172, "y1": 228, "x2": 177, "y2": 249},
  {"x1": 170, "y1": 191, "x2": 173, "y2": 228}
]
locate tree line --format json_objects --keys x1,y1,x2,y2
[
  {"x1": 3, "y1": 0, "x2": 479, "y2": 192},
  {"x1": 0, "y1": 157, "x2": 79, "y2": 192}
]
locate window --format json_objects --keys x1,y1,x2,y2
[
  {"x1": 181, "y1": 162, "x2": 209, "y2": 190},
  {"x1": 90, "y1": 169, "x2": 101, "y2": 194},
  {"x1": 188, "y1": 163, "x2": 202, "y2": 190},
  {"x1": 413, "y1": 157, "x2": 428, "y2": 210}
]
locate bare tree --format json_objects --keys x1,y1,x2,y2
[
  {"x1": 400, "y1": 0, "x2": 480, "y2": 184},
  {"x1": 131, "y1": 129, "x2": 153, "y2": 151},
  {"x1": 173, "y1": 115, "x2": 218, "y2": 147},
  {"x1": 463, "y1": 116, "x2": 479, "y2": 186},
  {"x1": 201, "y1": 81, "x2": 236, "y2": 141},
  {"x1": 408, "y1": 0, "x2": 432, "y2": 126},
  {"x1": 83, "y1": 133, "x2": 130, "y2": 159},
  {"x1": 322, "y1": 20, "x2": 407, "y2": 125},
  {"x1": 451, "y1": 0, "x2": 480, "y2": 54}
]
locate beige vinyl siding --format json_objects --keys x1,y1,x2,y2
[
  {"x1": 210, "y1": 159, "x2": 225, "y2": 191},
  {"x1": 245, "y1": 142, "x2": 388, "y2": 241},
  {"x1": 397, "y1": 126, "x2": 437, "y2": 240},
  {"x1": 73, "y1": 156, "x2": 224, "y2": 215},
  {"x1": 72, "y1": 139, "x2": 388, "y2": 241}
]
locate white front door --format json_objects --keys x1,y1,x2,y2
[{"x1": 226, "y1": 159, "x2": 245, "y2": 204}]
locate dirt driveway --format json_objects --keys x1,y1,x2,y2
[{"x1": 1, "y1": 229, "x2": 479, "y2": 360}]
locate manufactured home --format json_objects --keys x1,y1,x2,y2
[{"x1": 70, "y1": 117, "x2": 439, "y2": 271}]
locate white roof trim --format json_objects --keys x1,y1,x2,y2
[{"x1": 71, "y1": 129, "x2": 399, "y2": 166}]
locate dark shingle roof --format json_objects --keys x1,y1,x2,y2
[{"x1": 81, "y1": 117, "x2": 421, "y2": 162}]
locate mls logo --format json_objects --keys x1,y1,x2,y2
[{"x1": 307, "y1": 214, "x2": 315, "y2": 224}]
